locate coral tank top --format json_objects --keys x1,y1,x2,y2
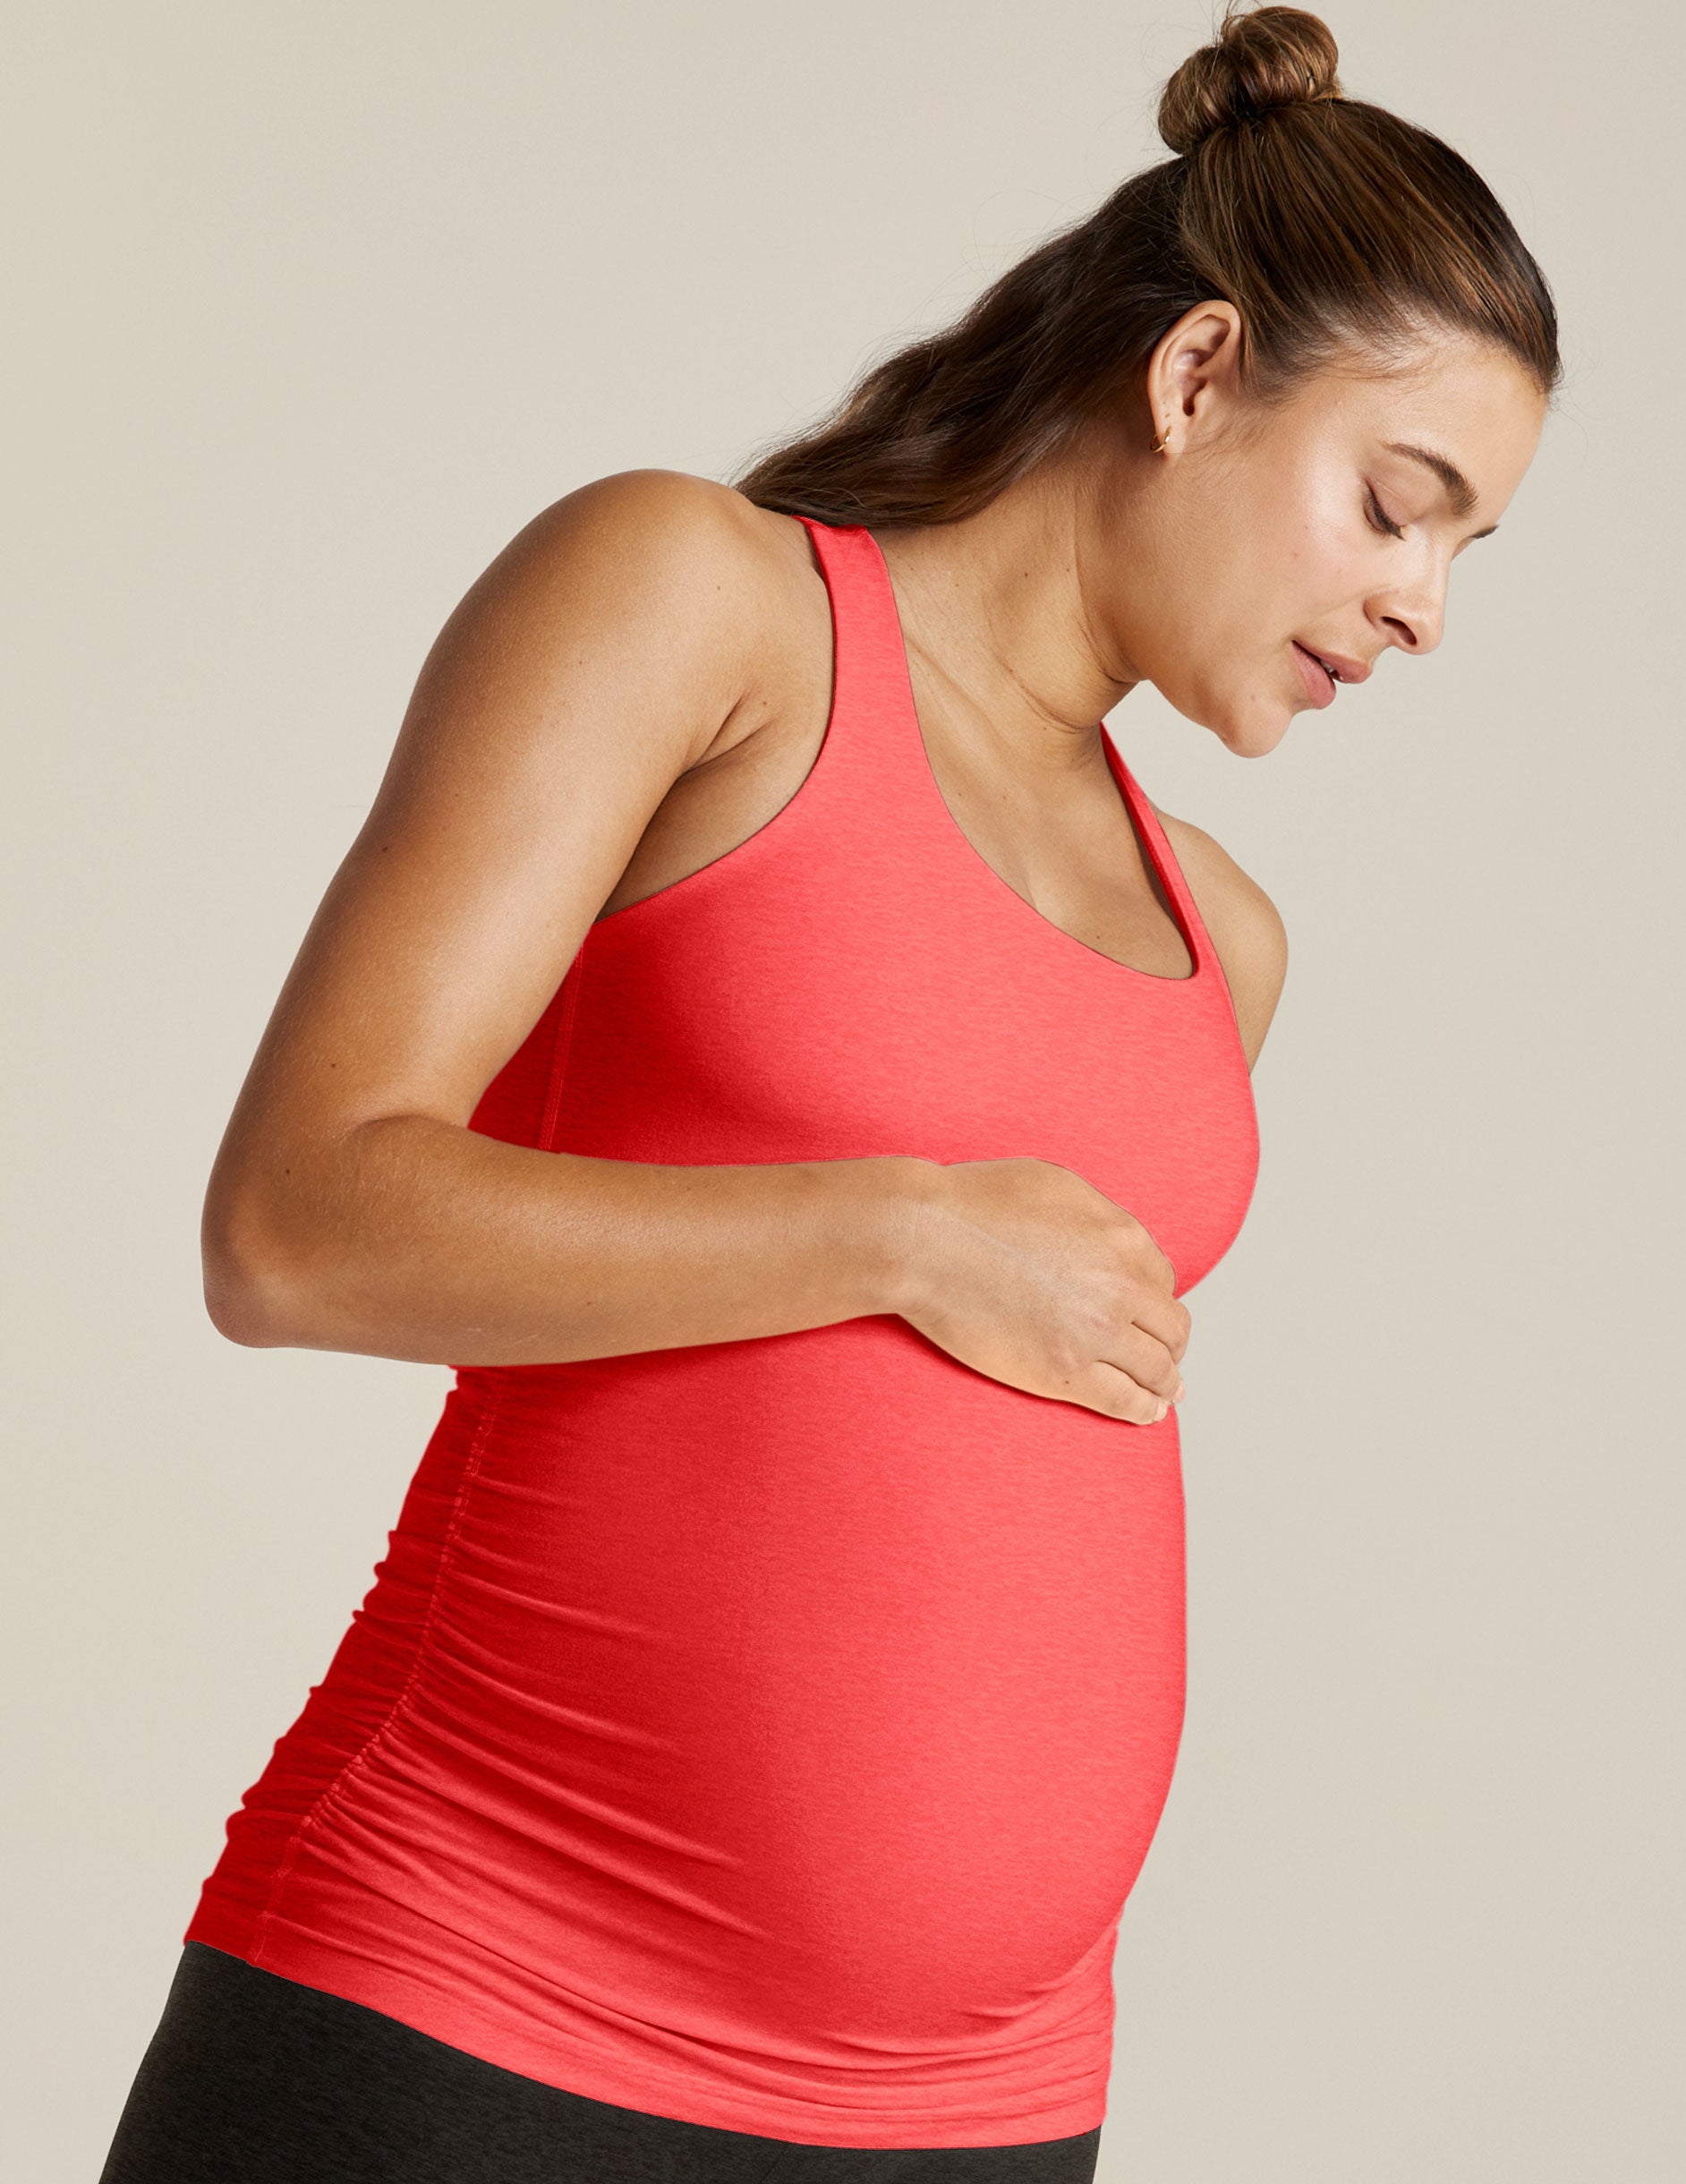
[{"x1": 187, "y1": 516, "x2": 1261, "y2": 2149}]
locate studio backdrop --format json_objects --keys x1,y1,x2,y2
[{"x1": 4, "y1": 4, "x2": 1682, "y2": 2179}]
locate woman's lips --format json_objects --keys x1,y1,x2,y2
[{"x1": 1292, "y1": 640, "x2": 1338, "y2": 709}]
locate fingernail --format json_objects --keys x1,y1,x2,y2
[{"x1": 1174, "y1": 1379, "x2": 1187, "y2": 1403}]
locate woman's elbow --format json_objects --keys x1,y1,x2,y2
[{"x1": 200, "y1": 1181, "x2": 313, "y2": 1348}]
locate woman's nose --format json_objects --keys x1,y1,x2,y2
[{"x1": 1376, "y1": 576, "x2": 1446, "y2": 657}]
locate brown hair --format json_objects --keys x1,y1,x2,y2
[{"x1": 731, "y1": 4, "x2": 1560, "y2": 528}]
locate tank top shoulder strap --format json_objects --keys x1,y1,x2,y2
[
  {"x1": 1100, "y1": 734, "x2": 1224, "y2": 989},
  {"x1": 793, "y1": 517, "x2": 939, "y2": 800}
]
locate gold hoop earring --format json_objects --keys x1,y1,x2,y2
[{"x1": 1151, "y1": 424, "x2": 1171, "y2": 456}]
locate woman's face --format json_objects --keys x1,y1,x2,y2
[{"x1": 1089, "y1": 313, "x2": 1548, "y2": 756}]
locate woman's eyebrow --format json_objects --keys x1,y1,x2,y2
[{"x1": 1384, "y1": 440, "x2": 1478, "y2": 521}]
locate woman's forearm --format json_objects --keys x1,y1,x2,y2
[{"x1": 203, "y1": 1113, "x2": 932, "y2": 1366}]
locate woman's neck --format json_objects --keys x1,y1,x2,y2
[{"x1": 868, "y1": 448, "x2": 1145, "y2": 768}]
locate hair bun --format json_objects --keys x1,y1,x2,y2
[{"x1": 1158, "y1": 4, "x2": 1343, "y2": 158}]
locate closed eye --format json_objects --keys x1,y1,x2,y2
[{"x1": 1365, "y1": 486, "x2": 1405, "y2": 541}]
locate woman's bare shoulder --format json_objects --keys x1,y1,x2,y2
[
  {"x1": 1152, "y1": 803, "x2": 1289, "y2": 1069},
  {"x1": 512, "y1": 468, "x2": 812, "y2": 621},
  {"x1": 492, "y1": 468, "x2": 821, "y2": 754}
]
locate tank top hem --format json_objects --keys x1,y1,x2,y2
[{"x1": 178, "y1": 1923, "x2": 1111, "y2": 2150}]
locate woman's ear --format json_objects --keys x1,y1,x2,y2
[{"x1": 1143, "y1": 302, "x2": 1246, "y2": 456}]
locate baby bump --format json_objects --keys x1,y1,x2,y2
[{"x1": 430, "y1": 1326, "x2": 1188, "y2": 2027}]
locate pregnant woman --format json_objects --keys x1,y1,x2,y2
[{"x1": 100, "y1": 9, "x2": 1557, "y2": 2180}]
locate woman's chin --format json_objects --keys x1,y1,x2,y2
[
  {"x1": 1193, "y1": 695, "x2": 1292, "y2": 757},
  {"x1": 1154, "y1": 678, "x2": 1290, "y2": 756},
  {"x1": 1239, "y1": 712, "x2": 1294, "y2": 756}
]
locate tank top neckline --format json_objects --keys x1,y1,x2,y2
[
  {"x1": 591, "y1": 512, "x2": 1218, "y2": 996},
  {"x1": 814, "y1": 517, "x2": 1212, "y2": 992}
]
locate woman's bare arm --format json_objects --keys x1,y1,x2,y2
[
  {"x1": 203, "y1": 469, "x2": 1189, "y2": 1422},
  {"x1": 204, "y1": 470, "x2": 925, "y2": 1367}
]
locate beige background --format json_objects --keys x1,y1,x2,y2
[{"x1": 6, "y1": 3, "x2": 1682, "y2": 2177}]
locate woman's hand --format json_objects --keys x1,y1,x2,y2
[{"x1": 888, "y1": 1157, "x2": 1190, "y2": 1423}]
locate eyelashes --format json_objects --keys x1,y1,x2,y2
[{"x1": 1365, "y1": 486, "x2": 1406, "y2": 541}]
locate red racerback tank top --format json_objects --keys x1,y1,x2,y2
[{"x1": 188, "y1": 517, "x2": 1261, "y2": 2149}]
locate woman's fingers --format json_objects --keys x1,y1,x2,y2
[
  {"x1": 1082, "y1": 1358, "x2": 1179, "y2": 1425},
  {"x1": 1092, "y1": 1317, "x2": 1185, "y2": 1407}
]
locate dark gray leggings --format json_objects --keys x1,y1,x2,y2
[{"x1": 98, "y1": 1945, "x2": 1104, "y2": 2183}]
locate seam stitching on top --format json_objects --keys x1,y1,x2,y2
[{"x1": 247, "y1": 1368, "x2": 511, "y2": 1967}]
